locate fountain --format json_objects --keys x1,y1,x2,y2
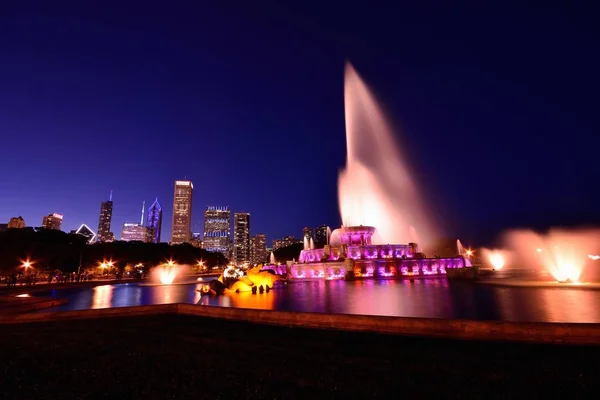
[
  {"x1": 481, "y1": 248, "x2": 506, "y2": 271},
  {"x1": 146, "y1": 261, "x2": 190, "y2": 285},
  {"x1": 505, "y1": 228, "x2": 600, "y2": 283},
  {"x1": 269, "y1": 252, "x2": 276, "y2": 264},
  {"x1": 287, "y1": 63, "x2": 466, "y2": 281},
  {"x1": 338, "y1": 63, "x2": 436, "y2": 250},
  {"x1": 309, "y1": 237, "x2": 315, "y2": 250},
  {"x1": 201, "y1": 265, "x2": 285, "y2": 295},
  {"x1": 457, "y1": 240, "x2": 465, "y2": 256},
  {"x1": 158, "y1": 265, "x2": 178, "y2": 285}
]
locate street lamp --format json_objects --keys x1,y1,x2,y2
[{"x1": 465, "y1": 249, "x2": 474, "y2": 257}]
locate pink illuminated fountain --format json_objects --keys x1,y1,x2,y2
[
  {"x1": 288, "y1": 63, "x2": 467, "y2": 281},
  {"x1": 505, "y1": 228, "x2": 600, "y2": 283},
  {"x1": 338, "y1": 63, "x2": 436, "y2": 250}
]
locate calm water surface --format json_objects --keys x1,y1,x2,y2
[{"x1": 32, "y1": 278, "x2": 600, "y2": 323}]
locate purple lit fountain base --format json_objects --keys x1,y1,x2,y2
[
  {"x1": 286, "y1": 226, "x2": 469, "y2": 280},
  {"x1": 289, "y1": 257, "x2": 468, "y2": 280}
]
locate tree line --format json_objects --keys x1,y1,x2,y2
[{"x1": 0, "y1": 228, "x2": 227, "y2": 275}]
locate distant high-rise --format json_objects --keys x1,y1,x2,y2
[
  {"x1": 146, "y1": 197, "x2": 162, "y2": 243},
  {"x1": 314, "y1": 225, "x2": 329, "y2": 248},
  {"x1": 121, "y1": 223, "x2": 151, "y2": 242},
  {"x1": 272, "y1": 236, "x2": 302, "y2": 251},
  {"x1": 42, "y1": 213, "x2": 63, "y2": 230},
  {"x1": 203, "y1": 206, "x2": 231, "y2": 256},
  {"x1": 7, "y1": 216, "x2": 26, "y2": 229},
  {"x1": 191, "y1": 232, "x2": 203, "y2": 248},
  {"x1": 97, "y1": 191, "x2": 114, "y2": 242},
  {"x1": 233, "y1": 212, "x2": 251, "y2": 265},
  {"x1": 171, "y1": 180, "x2": 193, "y2": 244},
  {"x1": 250, "y1": 233, "x2": 267, "y2": 265}
]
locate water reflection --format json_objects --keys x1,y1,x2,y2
[
  {"x1": 91, "y1": 285, "x2": 113, "y2": 309},
  {"x1": 36, "y1": 279, "x2": 600, "y2": 323}
]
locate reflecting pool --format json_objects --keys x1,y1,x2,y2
[{"x1": 32, "y1": 278, "x2": 600, "y2": 323}]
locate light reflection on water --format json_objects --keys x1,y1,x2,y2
[{"x1": 34, "y1": 279, "x2": 600, "y2": 323}]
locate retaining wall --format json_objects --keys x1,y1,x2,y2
[{"x1": 2, "y1": 303, "x2": 600, "y2": 345}]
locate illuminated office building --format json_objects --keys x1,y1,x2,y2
[
  {"x1": 97, "y1": 192, "x2": 114, "y2": 242},
  {"x1": 146, "y1": 197, "x2": 162, "y2": 243},
  {"x1": 233, "y1": 212, "x2": 251, "y2": 265},
  {"x1": 7, "y1": 216, "x2": 26, "y2": 229},
  {"x1": 203, "y1": 206, "x2": 231, "y2": 256},
  {"x1": 250, "y1": 233, "x2": 267, "y2": 265},
  {"x1": 121, "y1": 223, "x2": 151, "y2": 242},
  {"x1": 171, "y1": 180, "x2": 193, "y2": 244},
  {"x1": 42, "y1": 213, "x2": 63, "y2": 230}
]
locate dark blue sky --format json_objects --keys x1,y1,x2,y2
[{"x1": 1, "y1": 1, "x2": 598, "y2": 246}]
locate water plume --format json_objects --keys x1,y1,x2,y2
[
  {"x1": 481, "y1": 248, "x2": 508, "y2": 270},
  {"x1": 504, "y1": 228, "x2": 600, "y2": 283},
  {"x1": 338, "y1": 63, "x2": 435, "y2": 250}
]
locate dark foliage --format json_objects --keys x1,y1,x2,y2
[
  {"x1": 272, "y1": 242, "x2": 303, "y2": 262},
  {"x1": 0, "y1": 228, "x2": 227, "y2": 274}
]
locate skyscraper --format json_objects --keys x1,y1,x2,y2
[
  {"x1": 314, "y1": 225, "x2": 329, "y2": 248},
  {"x1": 233, "y1": 212, "x2": 251, "y2": 265},
  {"x1": 97, "y1": 191, "x2": 114, "y2": 242},
  {"x1": 146, "y1": 197, "x2": 162, "y2": 243},
  {"x1": 121, "y1": 201, "x2": 151, "y2": 242},
  {"x1": 7, "y1": 216, "x2": 26, "y2": 229},
  {"x1": 203, "y1": 206, "x2": 231, "y2": 256},
  {"x1": 42, "y1": 213, "x2": 63, "y2": 230},
  {"x1": 171, "y1": 180, "x2": 193, "y2": 244},
  {"x1": 250, "y1": 233, "x2": 267, "y2": 265},
  {"x1": 121, "y1": 223, "x2": 151, "y2": 242}
]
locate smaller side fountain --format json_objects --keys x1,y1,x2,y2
[{"x1": 148, "y1": 261, "x2": 183, "y2": 285}]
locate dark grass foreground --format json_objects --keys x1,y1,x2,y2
[{"x1": 1, "y1": 314, "x2": 599, "y2": 399}]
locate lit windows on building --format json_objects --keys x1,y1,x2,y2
[
  {"x1": 42, "y1": 213, "x2": 63, "y2": 231},
  {"x1": 233, "y1": 212, "x2": 251, "y2": 265},
  {"x1": 121, "y1": 223, "x2": 151, "y2": 242},
  {"x1": 171, "y1": 180, "x2": 193, "y2": 244},
  {"x1": 203, "y1": 206, "x2": 231, "y2": 256}
]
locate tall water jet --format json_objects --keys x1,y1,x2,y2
[
  {"x1": 338, "y1": 63, "x2": 436, "y2": 250},
  {"x1": 303, "y1": 236, "x2": 310, "y2": 251},
  {"x1": 326, "y1": 226, "x2": 332, "y2": 245},
  {"x1": 309, "y1": 237, "x2": 315, "y2": 250},
  {"x1": 269, "y1": 251, "x2": 276, "y2": 264}
]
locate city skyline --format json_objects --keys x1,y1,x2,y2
[{"x1": 1, "y1": 3, "x2": 599, "y2": 247}]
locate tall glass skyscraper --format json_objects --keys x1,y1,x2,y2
[
  {"x1": 97, "y1": 192, "x2": 114, "y2": 242},
  {"x1": 171, "y1": 180, "x2": 193, "y2": 244},
  {"x1": 146, "y1": 197, "x2": 162, "y2": 243},
  {"x1": 203, "y1": 206, "x2": 231, "y2": 256},
  {"x1": 233, "y1": 212, "x2": 251, "y2": 265}
]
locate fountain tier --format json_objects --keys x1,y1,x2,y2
[{"x1": 291, "y1": 226, "x2": 467, "y2": 280}]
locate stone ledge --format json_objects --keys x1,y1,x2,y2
[{"x1": 1, "y1": 302, "x2": 600, "y2": 345}]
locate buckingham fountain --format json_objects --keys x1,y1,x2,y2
[{"x1": 278, "y1": 64, "x2": 469, "y2": 281}]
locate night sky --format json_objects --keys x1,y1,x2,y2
[{"x1": 1, "y1": 1, "x2": 598, "y2": 246}]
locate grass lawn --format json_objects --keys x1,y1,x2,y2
[{"x1": 1, "y1": 314, "x2": 598, "y2": 399}]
